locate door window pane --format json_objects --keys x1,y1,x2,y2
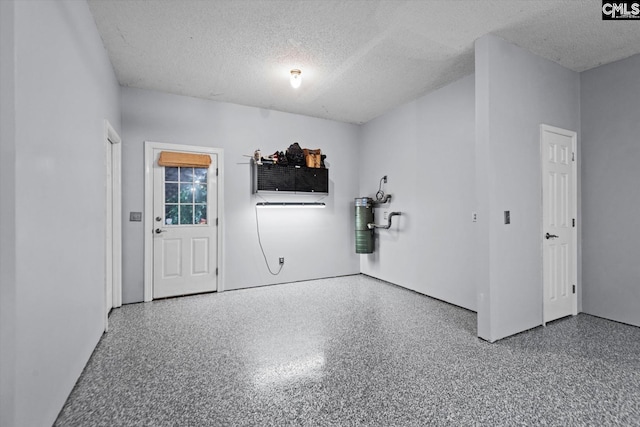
[
  {"x1": 179, "y1": 167, "x2": 193, "y2": 182},
  {"x1": 165, "y1": 167, "x2": 179, "y2": 182},
  {"x1": 165, "y1": 183, "x2": 179, "y2": 203},
  {"x1": 180, "y1": 183, "x2": 194, "y2": 203},
  {"x1": 193, "y1": 168, "x2": 207, "y2": 184},
  {"x1": 180, "y1": 205, "x2": 193, "y2": 224},
  {"x1": 194, "y1": 184, "x2": 207, "y2": 203},
  {"x1": 165, "y1": 205, "x2": 178, "y2": 225},
  {"x1": 195, "y1": 204, "x2": 207, "y2": 224}
]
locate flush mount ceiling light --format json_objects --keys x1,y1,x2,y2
[{"x1": 290, "y1": 69, "x2": 302, "y2": 89}]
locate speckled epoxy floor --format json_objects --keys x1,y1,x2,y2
[{"x1": 55, "y1": 275, "x2": 640, "y2": 426}]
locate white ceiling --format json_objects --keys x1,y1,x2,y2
[{"x1": 88, "y1": 0, "x2": 640, "y2": 124}]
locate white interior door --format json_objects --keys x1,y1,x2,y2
[
  {"x1": 541, "y1": 125, "x2": 577, "y2": 324},
  {"x1": 152, "y1": 150, "x2": 218, "y2": 299}
]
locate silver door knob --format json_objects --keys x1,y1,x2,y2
[
  {"x1": 155, "y1": 228, "x2": 166, "y2": 234},
  {"x1": 545, "y1": 232, "x2": 559, "y2": 239}
]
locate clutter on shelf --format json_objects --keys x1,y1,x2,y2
[{"x1": 253, "y1": 142, "x2": 326, "y2": 168}]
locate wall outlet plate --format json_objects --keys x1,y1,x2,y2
[{"x1": 279, "y1": 257, "x2": 285, "y2": 265}]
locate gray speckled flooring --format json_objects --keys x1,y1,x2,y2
[{"x1": 55, "y1": 275, "x2": 640, "y2": 426}]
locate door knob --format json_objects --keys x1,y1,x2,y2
[
  {"x1": 155, "y1": 228, "x2": 166, "y2": 234},
  {"x1": 545, "y1": 232, "x2": 559, "y2": 239}
]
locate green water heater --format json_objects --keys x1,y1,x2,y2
[{"x1": 355, "y1": 197, "x2": 374, "y2": 254}]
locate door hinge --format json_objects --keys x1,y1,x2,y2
[
  {"x1": 216, "y1": 168, "x2": 219, "y2": 176},
  {"x1": 572, "y1": 218, "x2": 575, "y2": 227},
  {"x1": 216, "y1": 267, "x2": 218, "y2": 276},
  {"x1": 572, "y1": 152, "x2": 575, "y2": 162},
  {"x1": 216, "y1": 218, "x2": 218, "y2": 226},
  {"x1": 572, "y1": 285, "x2": 576, "y2": 294}
]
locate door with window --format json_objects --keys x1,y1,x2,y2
[{"x1": 152, "y1": 149, "x2": 218, "y2": 299}]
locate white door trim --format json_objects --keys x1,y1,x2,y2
[
  {"x1": 144, "y1": 141, "x2": 224, "y2": 302},
  {"x1": 540, "y1": 124, "x2": 578, "y2": 325},
  {"x1": 105, "y1": 120, "x2": 122, "y2": 332}
]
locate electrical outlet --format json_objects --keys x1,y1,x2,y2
[
  {"x1": 279, "y1": 257, "x2": 285, "y2": 265},
  {"x1": 383, "y1": 175, "x2": 388, "y2": 183},
  {"x1": 383, "y1": 211, "x2": 389, "y2": 220},
  {"x1": 472, "y1": 212, "x2": 477, "y2": 222}
]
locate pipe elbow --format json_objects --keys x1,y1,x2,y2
[{"x1": 368, "y1": 211, "x2": 402, "y2": 230}]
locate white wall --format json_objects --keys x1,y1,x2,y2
[
  {"x1": 359, "y1": 75, "x2": 477, "y2": 311},
  {"x1": 4, "y1": 1, "x2": 122, "y2": 426},
  {"x1": 121, "y1": 88, "x2": 361, "y2": 303},
  {"x1": 581, "y1": 54, "x2": 640, "y2": 328},
  {"x1": 0, "y1": 1, "x2": 17, "y2": 426},
  {"x1": 475, "y1": 35, "x2": 581, "y2": 342}
]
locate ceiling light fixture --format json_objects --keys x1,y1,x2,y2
[{"x1": 290, "y1": 69, "x2": 302, "y2": 89}]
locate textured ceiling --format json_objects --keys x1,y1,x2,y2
[{"x1": 88, "y1": 0, "x2": 640, "y2": 124}]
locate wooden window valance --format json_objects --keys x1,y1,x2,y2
[{"x1": 158, "y1": 151, "x2": 211, "y2": 168}]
